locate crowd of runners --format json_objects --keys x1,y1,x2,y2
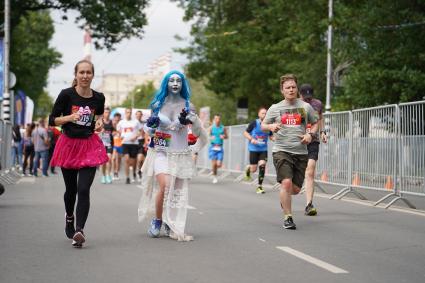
[{"x1": 36, "y1": 59, "x2": 327, "y2": 248}]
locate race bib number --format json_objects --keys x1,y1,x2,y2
[
  {"x1": 154, "y1": 131, "x2": 171, "y2": 149},
  {"x1": 72, "y1": 105, "x2": 95, "y2": 126},
  {"x1": 281, "y1": 113, "x2": 302, "y2": 126},
  {"x1": 254, "y1": 135, "x2": 266, "y2": 144},
  {"x1": 212, "y1": 144, "x2": 222, "y2": 151}
]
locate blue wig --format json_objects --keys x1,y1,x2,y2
[{"x1": 149, "y1": 70, "x2": 191, "y2": 115}]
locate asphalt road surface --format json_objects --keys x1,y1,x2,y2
[{"x1": 1, "y1": 173, "x2": 424, "y2": 283}]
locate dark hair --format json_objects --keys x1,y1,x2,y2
[
  {"x1": 258, "y1": 106, "x2": 267, "y2": 112},
  {"x1": 214, "y1": 114, "x2": 221, "y2": 117},
  {"x1": 136, "y1": 110, "x2": 142, "y2": 114},
  {"x1": 72, "y1": 60, "x2": 95, "y2": 87},
  {"x1": 113, "y1": 113, "x2": 121, "y2": 117},
  {"x1": 104, "y1": 107, "x2": 111, "y2": 111}
]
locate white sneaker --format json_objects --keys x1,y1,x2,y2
[{"x1": 212, "y1": 177, "x2": 218, "y2": 184}]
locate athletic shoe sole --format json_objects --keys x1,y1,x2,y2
[
  {"x1": 283, "y1": 224, "x2": 296, "y2": 230},
  {"x1": 305, "y1": 207, "x2": 317, "y2": 216},
  {"x1": 72, "y1": 232, "x2": 85, "y2": 248}
]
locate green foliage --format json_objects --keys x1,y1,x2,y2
[
  {"x1": 34, "y1": 90, "x2": 53, "y2": 118},
  {"x1": 120, "y1": 81, "x2": 157, "y2": 109},
  {"x1": 11, "y1": 11, "x2": 62, "y2": 103},
  {"x1": 174, "y1": 0, "x2": 425, "y2": 112},
  {"x1": 2, "y1": 0, "x2": 149, "y2": 50}
]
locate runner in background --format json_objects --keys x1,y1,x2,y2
[
  {"x1": 299, "y1": 84, "x2": 328, "y2": 216},
  {"x1": 112, "y1": 112, "x2": 123, "y2": 180},
  {"x1": 135, "y1": 110, "x2": 147, "y2": 181},
  {"x1": 99, "y1": 107, "x2": 114, "y2": 184},
  {"x1": 243, "y1": 107, "x2": 273, "y2": 194},
  {"x1": 208, "y1": 114, "x2": 228, "y2": 184}
]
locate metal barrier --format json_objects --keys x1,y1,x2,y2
[
  {"x1": 196, "y1": 100, "x2": 425, "y2": 209},
  {"x1": 0, "y1": 119, "x2": 21, "y2": 186}
]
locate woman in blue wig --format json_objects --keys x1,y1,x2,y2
[{"x1": 138, "y1": 70, "x2": 207, "y2": 241}]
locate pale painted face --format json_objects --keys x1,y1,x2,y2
[{"x1": 168, "y1": 74, "x2": 182, "y2": 95}]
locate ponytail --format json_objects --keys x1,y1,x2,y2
[{"x1": 72, "y1": 78, "x2": 77, "y2": 87}]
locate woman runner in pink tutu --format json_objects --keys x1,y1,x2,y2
[{"x1": 49, "y1": 60, "x2": 108, "y2": 248}]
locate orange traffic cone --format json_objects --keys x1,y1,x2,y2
[
  {"x1": 352, "y1": 173, "x2": 361, "y2": 186},
  {"x1": 320, "y1": 171, "x2": 329, "y2": 182},
  {"x1": 384, "y1": 176, "x2": 393, "y2": 190}
]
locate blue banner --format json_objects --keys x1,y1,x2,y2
[{"x1": 0, "y1": 37, "x2": 3, "y2": 100}]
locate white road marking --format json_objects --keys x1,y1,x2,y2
[
  {"x1": 17, "y1": 178, "x2": 35, "y2": 184},
  {"x1": 258, "y1": 238, "x2": 266, "y2": 242},
  {"x1": 199, "y1": 212, "x2": 204, "y2": 215},
  {"x1": 186, "y1": 205, "x2": 196, "y2": 210},
  {"x1": 276, "y1": 246, "x2": 349, "y2": 274}
]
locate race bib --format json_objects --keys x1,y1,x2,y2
[
  {"x1": 154, "y1": 131, "x2": 171, "y2": 149},
  {"x1": 254, "y1": 135, "x2": 266, "y2": 144},
  {"x1": 72, "y1": 105, "x2": 95, "y2": 126},
  {"x1": 281, "y1": 113, "x2": 302, "y2": 126},
  {"x1": 212, "y1": 144, "x2": 222, "y2": 151}
]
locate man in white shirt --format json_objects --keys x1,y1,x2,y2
[{"x1": 116, "y1": 108, "x2": 142, "y2": 184}]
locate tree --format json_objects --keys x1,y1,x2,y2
[
  {"x1": 121, "y1": 81, "x2": 157, "y2": 109},
  {"x1": 175, "y1": 0, "x2": 425, "y2": 113},
  {"x1": 34, "y1": 90, "x2": 53, "y2": 118},
  {"x1": 11, "y1": 11, "x2": 61, "y2": 104},
  {"x1": 1, "y1": 0, "x2": 149, "y2": 50},
  {"x1": 173, "y1": 0, "x2": 328, "y2": 116}
]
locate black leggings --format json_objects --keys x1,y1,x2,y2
[
  {"x1": 23, "y1": 145, "x2": 35, "y2": 174},
  {"x1": 61, "y1": 167, "x2": 97, "y2": 231}
]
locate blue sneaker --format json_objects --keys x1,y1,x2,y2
[
  {"x1": 164, "y1": 223, "x2": 171, "y2": 237},
  {"x1": 101, "y1": 176, "x2": 106, "y2": 184},
  {"x1": 148, "y1": 219, "x2": 162, "y2": 238}
]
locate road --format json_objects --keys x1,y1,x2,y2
[{"x1": 1, "y1": 173, "x2": 424, "y2": 283}]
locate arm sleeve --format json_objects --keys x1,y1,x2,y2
[
  {"x1": 96, "y1": 93, "x2": 105, "y2": 116},
  {"x1": 48, "y1": 91, "x2": 68, "y2": 126},
  {"x1": 263, "y1": 105, "x2": 276, "y2": 124},
  {"x1": 245, "y1": 121, "x2": 256, "y2": 133},
  {"x1": 187, "y1": 113, "x2": 208, "y2": 153}
]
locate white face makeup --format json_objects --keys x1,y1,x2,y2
[{"x1": 168, "y1": 74, "x2": 183, "y2": 95}]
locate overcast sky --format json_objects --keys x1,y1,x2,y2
[{"x1": 47, "y1": 0, "x2": 191, "y2": 99}]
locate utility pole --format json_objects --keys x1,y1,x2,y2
[
  {"x1": 2, "y1": 0, "x2": 11, "y2": 121},
  {"x1": 325, "y1": 0, "x2": 333, "y2": 113}
]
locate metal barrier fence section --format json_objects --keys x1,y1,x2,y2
[
  {"x1": 399, "y1": 101, "x2": 425, "y2": 196},
  {"x1": 351, "y1": 105, "x2": 398, "y2": 192},
  {"x1": 195, "y1": 100, "x2": 425, "y2": 209}
]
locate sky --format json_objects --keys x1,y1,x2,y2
[{"x1": 47, "y1": 0, "x2": 192, "y2": 99}]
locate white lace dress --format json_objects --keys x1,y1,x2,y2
[{"x1": 137, "y1": 104, "x2": 207, "y2": 241}]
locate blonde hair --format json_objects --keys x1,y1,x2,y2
[{"x1": 72, "y1": 59, "x2": 95, "y2": 87}]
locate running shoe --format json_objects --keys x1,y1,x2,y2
[
  {"x1": 256, "y1": 186, "x2": 265, "y2": 194},
  {"x1": 244, "y1": 168, "x2": 252, "y2": 181},
  {"x1": 113, "y1": 173, "x2": 119, "y2": 180},
  {"x1": 126, "y1": 177, "x2": 131, "y2": 184},
  {"x1": 305, "y1": 202, "x2": 317, "y2": 216},
  {"x1": 148, "y1": 219, "x2": 162, "y2": 238},
  {"x1": 164, "y1": 223, "x2": 171, "y2": 237},
  {"x1": 101, "y1": 176, "x2": 106, "y2": 184},
  {"x1": 212, "y1": 177, "x2": 218, "y2": 184},
  {"x1": 106, "y1": 175, "x2": 112, "y2": 184},
  {"x1": 72, "y1": 230, "x2": 86, "y2": 248},
  {"x1": 65, "y1": 214, "x2": 75, "y2": 239},
  {"x1": 283, "y1": 216, "x2": 296, "y2": 230}
]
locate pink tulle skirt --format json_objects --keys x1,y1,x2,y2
[{"x1": 51, "y1": 134, "x2": 109, "y2": 169}]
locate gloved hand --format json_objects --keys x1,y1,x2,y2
[
  {"x1": 178, "y1": 109, "x2": 192, "y2": 125},
  {"x1": 146, "y1": 116, "x2": 160, "y2": 128}
]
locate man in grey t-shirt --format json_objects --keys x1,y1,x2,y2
[{"x1": 262, "y1": 74, "x2": 318, "y2": 230}]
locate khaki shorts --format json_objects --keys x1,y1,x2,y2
[{"x1": 272, "y1": 151, "x2": 308, "y2": 188}]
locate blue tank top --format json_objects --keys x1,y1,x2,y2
[
  {"x1": 248, "y1": 119, "x2": 268, "y2": 152},
  {"x1": 211, "y1": 124, "x2": 224, "y2": 145}
]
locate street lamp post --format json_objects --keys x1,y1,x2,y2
[{"x1": 325, "y1": 0, "x2": 333, "y2": 113}]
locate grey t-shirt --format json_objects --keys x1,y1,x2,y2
[
  {"x1": 32, "y1": 127, "x2": 49, "y2": 152},
  {"x1": 264, "y1": 98, "x2": 318, "y2": 155}
]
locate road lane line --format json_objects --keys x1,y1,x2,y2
[
  {"x1": 276, "y1": 246, "x2": 349, "y2": 274},
  {"x1": 259, "y1": 238, "x2": 266, "y2": 242},
  {"x1": 186, "y1": 205, "x2": 196, "y2": 210}
]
